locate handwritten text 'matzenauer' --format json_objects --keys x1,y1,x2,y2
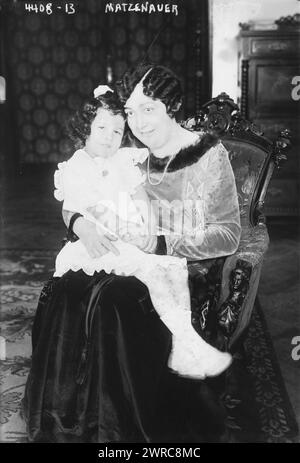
[{"x1": 105, "y1": 2, "x2": 179, "y2": 15}]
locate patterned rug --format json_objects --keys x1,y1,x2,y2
[{"x1": 0, "y1": 250, "x2": 298, "y2": 443}]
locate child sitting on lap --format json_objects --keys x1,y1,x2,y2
[{"x1": 54, "y1": 85, "x2": 232, "y2": 380}]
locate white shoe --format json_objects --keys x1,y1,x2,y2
[
  {"x1": 161, "y1": 311, "x2": 232, "y2": 379},
  {"x1": 168, "y1": 338, "x2": 232, "y2": 380}
]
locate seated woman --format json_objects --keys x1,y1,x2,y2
[{"x1": 23, "y1": 64, "x2": 241, "y2": 443}]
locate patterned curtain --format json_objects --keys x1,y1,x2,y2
[
  {"x1": 107, "y1": 0, "x2": 209, "y2": 116},
  {"x1": 4, "y1": 0, "x2": 209, "y2": 166}
]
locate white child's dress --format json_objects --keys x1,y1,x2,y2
[
  {"x1": 54, "y1": 147, "x2": 154, "y2": 277},
  {"x1": 54, "y1": 148, "x2": 232, "y2": 379}
]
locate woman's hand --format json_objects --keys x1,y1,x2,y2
[
  {"x1": 73, "y1": 217, "x2": 119, "y2": 259},
  {"x1": 136, "y1": 234, "x2": 157, "y2": 253},
  {"x1": 119, "y1": 223, "x2": 157, "y2": 252}
]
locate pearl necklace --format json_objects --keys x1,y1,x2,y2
[{"x1": 147, "y1": 152, "x2": 176, "y2": 186}]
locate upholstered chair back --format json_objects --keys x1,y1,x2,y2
[
  {"x1": 223, "y1": 138, "x2": 270, "y2": 228},
  {"x1": 183, "y1": 93, "x2": 290, "y2": 228}
]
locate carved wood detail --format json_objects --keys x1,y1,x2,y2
[{"x1": 182, "y1": 93, "x2": 291, "y2": 226}]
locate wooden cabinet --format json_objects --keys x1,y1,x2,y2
[{"x1": 237, "y1": 20, "x2": 300, "y2": 216}]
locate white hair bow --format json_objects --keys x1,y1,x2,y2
[{"x1": 93, "y1": 84, "x2": 114, "y2": 98}]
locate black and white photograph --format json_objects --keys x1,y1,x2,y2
[{"x1": 0, "y1": 0, "x2": 299, "y2": 446}]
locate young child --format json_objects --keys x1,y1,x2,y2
[{"x1": 54, "y1": 85, "x2": 232, "y2": 379}]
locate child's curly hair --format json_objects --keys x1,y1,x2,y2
[{"x1": 66, "y1": 91, "x2": 125, "y2": 150}]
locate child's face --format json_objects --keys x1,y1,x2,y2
[{"x1": 85, "y1": 108, "x2": 125, "y2": 158}]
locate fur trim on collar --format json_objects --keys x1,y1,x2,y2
[{"x1": 147, "y1": 132, "x2": 220, "y2": 173}]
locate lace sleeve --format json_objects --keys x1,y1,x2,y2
[
  {"x1": 53, "y1": 161, "x2": 67, "y2": 202},
  {"x1": 53, "y1": 154, "x2": 99, "y2": 214}
]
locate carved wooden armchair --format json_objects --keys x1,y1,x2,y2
[{"x1": 184, "y1": 93, "x2": 290, "y2": 352}]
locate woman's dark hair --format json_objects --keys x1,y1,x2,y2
[
  {"x1": 116, "y1": 63, "x2": 183, "y2": 118},
  {"x1": 66, "y1": 91, "x2": 125, "y2": 150}
]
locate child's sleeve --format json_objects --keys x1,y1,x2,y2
[{"x1": 54, "y1": 157, "x2": 99, "y2": 214}]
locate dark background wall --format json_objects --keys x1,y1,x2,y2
[{"x1": 1, "y1": 0, "x2": 210, "y2": 173}]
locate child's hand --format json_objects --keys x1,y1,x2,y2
[{"x1": 73, "y1": 217, "x2": 119, "y2": 258}]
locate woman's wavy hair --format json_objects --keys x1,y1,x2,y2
[
  {"x1": 116, "y1": 63, "x2": 183, "y2": 118},
  {"x1": 66, "y1": 91, "x2": 125, "y2": 150}
]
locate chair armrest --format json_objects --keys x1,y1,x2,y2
[
  {"x1": 230, "y1": 224, "x2": 269, "y2": 267},
  {"x1": 216, "y1": 224, "x2": 269, "y2": 349},
  {"x1": 220, "y1": 224, "x2": 269, "y2": 297}
]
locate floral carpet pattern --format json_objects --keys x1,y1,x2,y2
[
  {"x1": 0, "y1": 250, "x2": 298, "y2": 443},
  {"x1": 240, "y1": 302, "x2": 298, "y2": 443},
  {"x1": 0, "y1": 250, "x2": 55, "y2": 443}
]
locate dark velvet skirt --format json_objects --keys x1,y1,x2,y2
[{"x1": 23, "y1": 265, "x2": 228, "y2": 443}]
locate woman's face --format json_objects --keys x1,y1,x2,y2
[
  {"x1": 85, "y1": 108, "x2": 125, "y2": 158},
  {"x1": 124, "y1": 83, "x2": 174, "y2": 154}
]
